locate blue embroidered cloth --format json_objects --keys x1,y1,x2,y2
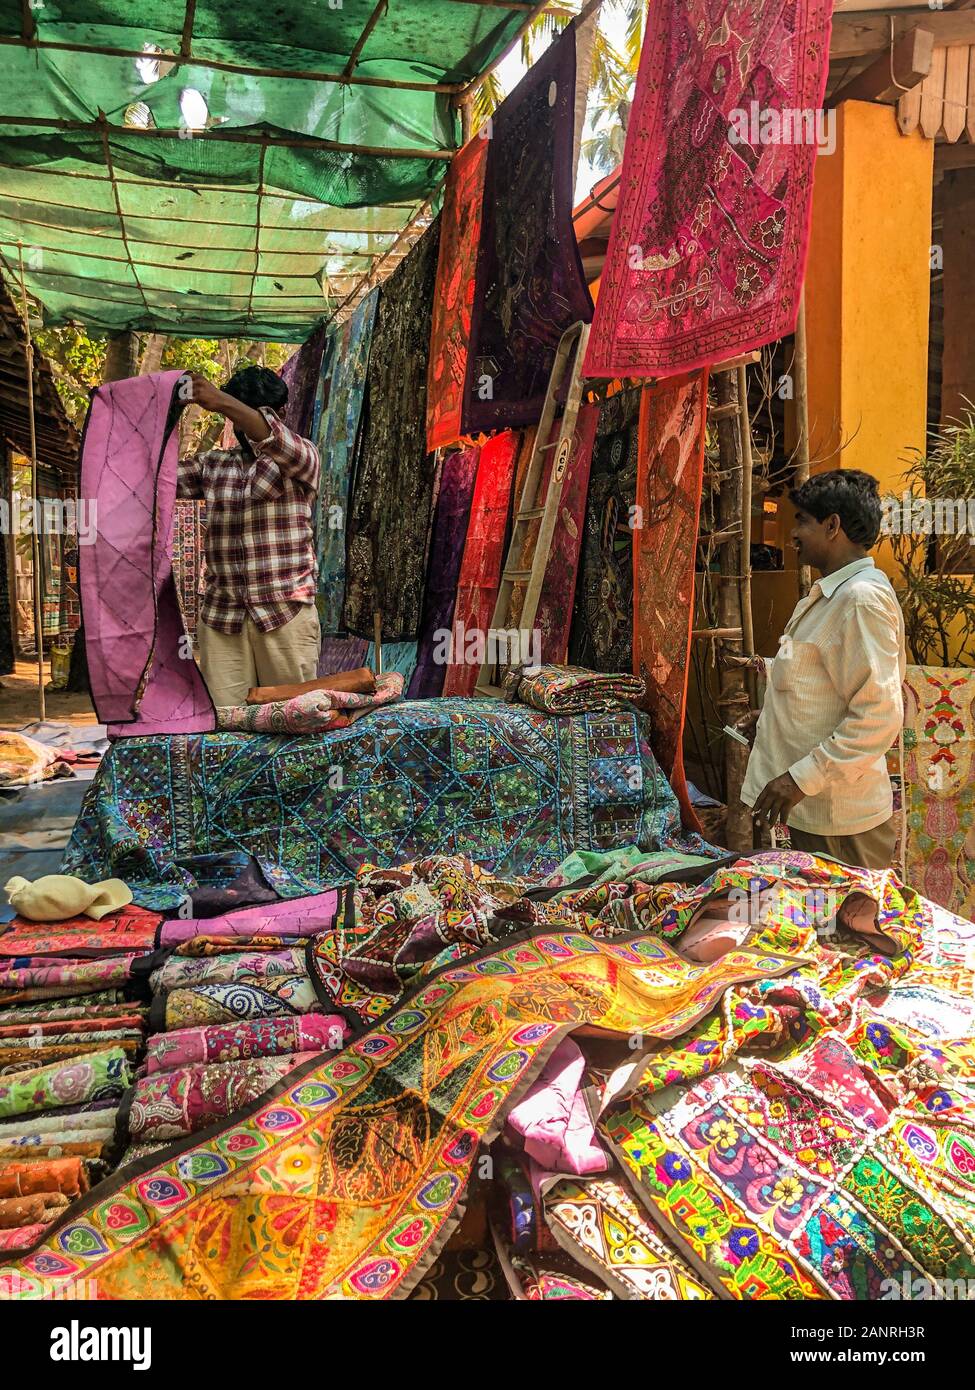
[{"x1": 62, "y1": 700, "x2": 714, "y2": 908}]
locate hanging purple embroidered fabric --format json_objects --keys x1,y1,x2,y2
[
  {"x1": 79, "y1": 371, "x2": 215, "y2": 738},
  {"x1": 408, "y1": 445, "x2": 480, "y2": 698},
  {"x1": 277, "y1": 323, "x2": 327, "y2": 438},
  {"x1": 463, "y1": 20, "x2": 593, "y2": 434}
]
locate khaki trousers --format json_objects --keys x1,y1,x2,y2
[
  {"x1": 198, "y1": 605, "x2": 321, "y2": 708},
  {"x1": 788, "y1": 816, "x2": 898, "y2": 873}
]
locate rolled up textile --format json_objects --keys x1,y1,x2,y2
[
  {"x1": 222, "y1": 673, "x2": 404, "y2": 732},
  {"x1": 0, "y1": 1109, "x2": 119, "y2": 1140},
  {"x1": 158, "y1": 891, "x2": 341, "y2": 949},
  {"x1": 0, "y1": 1140, "x2": 106, "y2": 1160},
  {"x1": 0, "y1": 955, "x2": 139, "y2": 1004},
  {"x1": 0, "y1": 1014, "x2": 145, "y2": 1038},
  {"x1": 0, "y1": 1035, "x2": 142, "y2": 1069},
  {"x1": 129, "y1": 1052, "x2": 317, "y2": 1141},
  {"x1": 216, "y1": 696, "x2": 350, "y2": 735},
  {"x1": 0, "y1": 1191, "x2": 70, "y2": 1228},
  {"x1": 0, "y1": 1156, "x2": 87, "y2": 1198},
  {"x1": 150, "y1": 947, "x2": 307, "y2": 994},
  {"x1": 0, "y1": 994, "x2": 133, "y2": 1022},
  {"x1": 140, "y1": 1014, "x2": 348, "y2": 1077},
  {"x1": 247, "y1": 667, "x2": 376, "y2": 703},
  {"x1": 503, "y1": 663, "x2": 645, "y2": 715},
  {"x1": 161, "y1": 979, "x2": 320, "y2": 1031},
  {"x1": 0, "y1": 1222, "x2": 47, "y2": 1250},
  {"x1": 0, "y1": 1047, "x2": 130, "y2": 1121}
]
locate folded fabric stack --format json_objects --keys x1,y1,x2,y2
[
  {"x1": 217, "y1": 672, "x2": 405, "y2": 734},
  {"x1": 0, "y1": 894, "x2": 159, "y2": 1252},
  {"x1": 503, "y1": 663, "x2": 646, "y2": 715},
  {"x1": 122, "y1": 893, "x2": 349, "y2": 1167}
]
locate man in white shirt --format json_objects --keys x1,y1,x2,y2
[{"x1": 738, "y1": 469, "x2": 906, "y2": 871}]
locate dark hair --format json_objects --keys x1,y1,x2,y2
[
  {"x1": 222, "y1": 365, "x2": 289, "y2": 414},
  {"x1": 789, "y1": 469, "x2": 883, "y2": 547}
]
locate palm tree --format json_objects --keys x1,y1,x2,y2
[{"x1": 471, "y1": 0, "x2": 646, "y2": 178}]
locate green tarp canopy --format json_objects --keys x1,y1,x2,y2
[{"x1": 0, "y1": 0, "x2": 533, "y2": 339}]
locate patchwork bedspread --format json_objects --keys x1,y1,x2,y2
[{"x1": 61, "y1": 700, "x2": 703, "y2": 909}]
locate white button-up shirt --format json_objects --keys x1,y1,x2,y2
[{"x1": 741, "y1": 557, "x2": 906, "y2": 835}]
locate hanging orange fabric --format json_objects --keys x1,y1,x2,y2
[
  {"x1": 633, "y1": 371, "x2": 709, "y2": 832},
  {"x1": 425, "y1": 135, "x2": 490, "y2": 453}
]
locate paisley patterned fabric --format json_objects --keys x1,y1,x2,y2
[
  {"x1": 63, "y1": 703, "x2": 695, "y2": 909},
  {"x1": 506, "y1": 664, "x2": 645, "y2": 716},
  {"x1": 568, "y1": 387, "x2": 641, "y2": 673},
  {"x1": 160, "y1": 979, "x2": 320, "y2": 1032},
  {"x1": 633, "y1": 373, "x2": 708, "y2": 829},
  {"x1": 0, "y1": 1047, "x2": 130, "y2": 1121},
  {"x1": 465, "y1": 20, "x2": 592, "y2": 433},
  {"x1": 426, "y1": 136, "x2": 490, "y2": 452},
  {"x1": 141, "y1": 1016, "x2": 348, "y2": 1078},
  {"x1": 408, "y1": 447, "x2": 480, "y2": 699},
  {"x1": 440, "y1": 433, "x2": 521, "y2": 698},
  {"x1": 585, "y1": 0, "x2": 833, "y2": 377},
  {"x1": 129, "y1": 1054, "x2": 316, "y2": 1141},
  {"x1": 315, "y1": 291, "x2": 379, "y2": 635},
  {"x1": 343, "y1": 222, "x2": 442, "y2": 643}
]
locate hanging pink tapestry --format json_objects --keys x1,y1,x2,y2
[
  {"x1": 585, "y1": 0, "x2": 833, "y2": 379},
  {"x1": 633, "y1": 372, "x2": 708, "y2": 832},
  {"x1": 79, "y1": 371, "x2": 215, "y2": 738}
]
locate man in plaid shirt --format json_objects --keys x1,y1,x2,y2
[{"x1": 178, "y1": 366, "x2": 321, "y2": 707}]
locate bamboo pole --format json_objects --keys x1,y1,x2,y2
[
  {"x1": 737, "y1": 363, "x2": 756, "y2": 709},
  {"x1": 793, "y1": 292, "x2": 812, "y2": 597},
  {"x1": 15, "y1": 242, "x2": 44, "y2": 722},
  {"x1": 712, "y1": 369, "x2": 753, "y2": 853}
]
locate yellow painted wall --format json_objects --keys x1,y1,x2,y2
[{"x1": 755, "y1": 102, "x2": 934, "y2": 655}]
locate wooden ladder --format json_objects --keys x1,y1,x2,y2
[{"x1": 474, "y1": 320, "x2": 591, "y2": 697}]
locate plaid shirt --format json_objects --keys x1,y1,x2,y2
[{"x1": 178, "y1": 409, "x2": 320, "y2": 635}]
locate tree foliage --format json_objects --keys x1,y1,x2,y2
[{"x1": 35, "y1": 327, "x2": 293, "y2": 450}]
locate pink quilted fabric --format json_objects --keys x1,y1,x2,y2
[{"x1": 79, "y1": 371, "x2": 215, "y2": 737}]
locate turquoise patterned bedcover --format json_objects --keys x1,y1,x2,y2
[{"x1": 62, "y1": 699, "x2": 709, "y2": 907}]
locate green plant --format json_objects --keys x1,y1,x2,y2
[{"x1": 889, "y1": 406, "x2": 975, "y2": 667}]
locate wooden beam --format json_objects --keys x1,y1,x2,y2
[
  {"x1": 943, "y1": 41, "x2": 970, "y2": 141},
  {"x1": 832, "y1": 11, "x2": 975, "y2": 59},
  {"x1": 920, "y1": 44, "x2": 947, "y2": 137},
  {"x1": 831, "y1": 24, "x2": 934, "y2": 105}
]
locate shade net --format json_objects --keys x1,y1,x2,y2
[{"x1": 0, "y1": 0, "x2": 526, "y2": 338}]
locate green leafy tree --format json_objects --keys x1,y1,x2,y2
[{"x1": 470, "y1": 0, "x2": 645, "y2": 177}]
